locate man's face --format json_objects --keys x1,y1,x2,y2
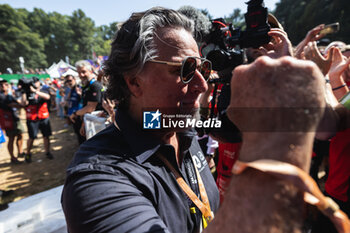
[
  {"x1": 0, "y1": 82, "x2": 8, "y2": 92},
  {"x1": 135, "y1": 27, "x2": 208, "y2": 116},
  {"x1": 77, "y1": 66, "x2": 93, "y2": 86},
  {"x1": 66, "y1": 77, "x2": 76, "y2": 88},
  {"x1": 34, "y1": 81, "x2": 41, "y2": 89}
]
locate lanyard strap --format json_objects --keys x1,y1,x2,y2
[
  {"x1": 158, "y1": 153, "x2": 214, "y2": 223},
  {"x1": 232, "y1": 159, "x2": 350, "y2": 233}
]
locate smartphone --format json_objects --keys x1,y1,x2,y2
[{"x1": 319, "y1": 22, "x2": 340, "y2": 36}]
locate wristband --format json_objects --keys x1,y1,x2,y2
[{"x1": 332, "y1": 83, "x2": 347, "y2": 91}]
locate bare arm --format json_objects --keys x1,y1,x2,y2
[
  {"x1": 327, "y1": 48, "x2": 350, "y2": 100},
  {"x1": 294, "y1": 24, "x2": 325, "y2": 59},
  {"x1": 21, "y1": 93, "x2": 28, "y2": 106},
  {"x1": 29, "y1": 86, "x2": 50, "y2": 100},
  {"x1": 76, "y1": 101, "x2": 98, "y2": 116},
  {"x1": 69, "y1": 101, "x2": 98, "y2": 123}
]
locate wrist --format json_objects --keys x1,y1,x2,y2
[
  {"x1": 332, "y1": 83, "x2": 347, "y2": 91},
  {"x1": 330, "y1": 80, "x2": 346, "y2": 89}
]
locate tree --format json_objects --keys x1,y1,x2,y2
[
  {"x1": 224, "y1": 9, "x2": 244, "y2": 28},
  {"x1": 45, "y1": 12, "x2": 74, "y2": 65},
  {"x1": 0, "y1": 5, "x2": 115, "y2": 72},
  {"x1": 274, "y1": 0, "x2": 350, "y2": 44},
  {"x1": 92, "y1": 22, "x2": 118, "y2": 57},
  {"x1": 200, "y1": 9, "x2": 213, "y2": 20},
  {"x1": 26, "y1": 9, "x2": 75, "y2": 66},
  {"x1": 96, "y1": 22, "x2": 118, "y2": 41},
  {"x1": 68, "y1": 9, "x2": 95, "y2": 63},
  {"x1": 0, "y1": 4, "x2": 46, "y2": 73}
]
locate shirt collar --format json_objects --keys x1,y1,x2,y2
[{"x1": 115, "y1": 108, "x2": 196, "y2": 164}]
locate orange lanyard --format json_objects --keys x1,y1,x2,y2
[
  {"x1": 232, "y1": 159, "x2": 350, "y2": 233},
  {"x1": 158, "y1": 153, "x2": 214, "y2": 224}
]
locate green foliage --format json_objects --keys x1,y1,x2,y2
[
  {"x1": 200, "y1": 9, "x2": 213, "y2": 20},
  {"x1": 0, "y1": 5, "x2": 116, "y2": 73},
  {"x1": 224, "y1": 9, "x2": 244, "y2": 28},
  {"x1": 68, "y1": 9, "x2": 95, "y2": 63},
  {"x1": 0, "y1": 4, "x2": 47, "y2": 72},
  {"x1": 274, "y1": 0, "x2": 350, "y2": 45}
]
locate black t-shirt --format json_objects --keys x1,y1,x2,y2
[
  {"x1": 0, "y1": 93, "x2": 20, "y2": 121},
  {"x1": 61, "y1": 109, "x2": 220, "y2": 233},
  {"x1": 82, "y1": 79, "x2": 103, "y2": 110}
]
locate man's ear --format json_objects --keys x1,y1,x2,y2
[{"x1": 124, "y1": 75, "x2": 143, "y2": 97}]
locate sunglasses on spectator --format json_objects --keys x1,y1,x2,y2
[{"x1": 149, "y1": 56, "x2": 212, "y2": 84}]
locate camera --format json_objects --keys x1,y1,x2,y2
[
  {"x1": 199, "y1": 0, "x2": 271, "y2": 142},
  {"x1": 18, "y1": 77, "x2": 39, "y2": 94},
  {"x1": 202, "y1": 0, "x2": 270, "y2": 81}
]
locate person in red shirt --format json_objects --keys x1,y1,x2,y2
[
  {"x1": 0, "y1": 79, "x2": 25, "y2": 163},
  {"x1": 325, "y1": 129, "x2": 350, "y2": 215},
  {"x1": 21, "y1": 77, "x2": 53, "y2": 162}
]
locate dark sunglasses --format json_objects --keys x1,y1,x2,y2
[{"x1": 150, "y1": 56, "x2": 212, "y2": 84}]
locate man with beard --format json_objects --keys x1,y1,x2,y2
[
  {"x1": 65, "y1": 75, "x2": 84, "y2": 144},
  {"x1": 68, "y1": 60, "x2": 103, "y2": 142},
  {"x1": 62, "y1": 7, "x2": 219, "y2": 233}
]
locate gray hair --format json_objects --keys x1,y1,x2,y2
[
  {"x1": 104, "y1": 7, "x2": 194, "y2": 108},
  {"x1": 75, "y1": 60, "x2": 93, "y2": 71}
]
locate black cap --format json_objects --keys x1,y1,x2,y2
[
  {"x1": 32, "y1": 76, "x2": 40, "y2": 83},
  {"x1": 0, "y1": 78, "x2": 8, "y2": 84}
]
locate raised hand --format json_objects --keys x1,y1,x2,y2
[
  {"x1": 257, "y1": 28, "x2": 293, "y2": 58},
  {"x1": 294, "y1": 24, "x2": 325, "y2": 58},
  {"x1": 303, "y1": 41, "x2": 334, "y2": 75}
]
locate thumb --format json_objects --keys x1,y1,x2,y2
[
  {"x1": 325, "y1": 47, "x2": 335, "y2": 62},
  {"x1": 332, "y1": 47, "x2": 343, "y2": 61}
]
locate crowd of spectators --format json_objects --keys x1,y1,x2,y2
[{"x1": 0, "y1": 60, "x2": 115, "y2": 163}]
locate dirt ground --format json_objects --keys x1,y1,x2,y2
[{"x1": 0, "y1": 109, "x2": 79, "y2": 204}]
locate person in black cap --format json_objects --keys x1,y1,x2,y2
[{"x1": 21, "y1": 77, "x2": 53, "y2": 162}]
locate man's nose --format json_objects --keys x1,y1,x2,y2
[{"x1": 189, "y1": 69, "x2": 208, "y2": 94}]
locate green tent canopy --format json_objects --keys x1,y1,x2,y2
[{"x1": 0, "y1": 74, "x2": 50, "y2": 83}]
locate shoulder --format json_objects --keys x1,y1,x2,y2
[
  {"x1": 66, "y1": 124, "x2": 137, "y2": 177},
  {"x1": 90, "y1": 81, "x2": 103, "y2": 90}
]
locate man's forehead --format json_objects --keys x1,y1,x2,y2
[
  {"x1": 78, "y1": 66, "x2": 90, "y2": 71},
  {"x1": 154, "y1": 27, "x2": 198, "y2": 59}
]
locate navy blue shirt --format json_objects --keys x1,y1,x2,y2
[
  {"x1": 61, "y1": 108, "x2": 219, "y2": 233},
  {"x1": 67, "y1": 86, "x2": 81, "y2": 115}
]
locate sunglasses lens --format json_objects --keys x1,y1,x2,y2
[
  {"x1": 201, "y1": 60, "x2": 212, "y2": 81},
  {"x1": 182, "y1": 57, "x2": 196, "y2": 83}
]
